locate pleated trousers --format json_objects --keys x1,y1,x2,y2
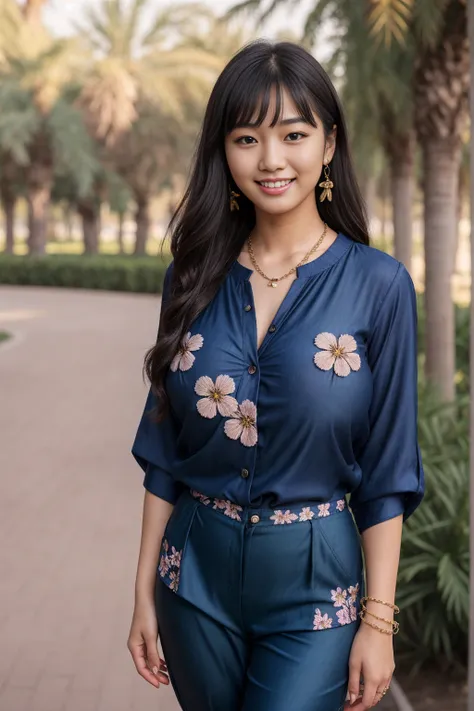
[{"x1": 154, "y1": 487, "x2": 365, "y2": 711}]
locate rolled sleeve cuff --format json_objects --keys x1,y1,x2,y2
[
  {"x1": 143, "y1": 464, "x2": 181, "y2": 504},
  {"x1": 350, "y1": 494, "x2": 407, "y2": 534}
]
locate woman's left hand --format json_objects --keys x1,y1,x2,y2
[{"x1": 344, "y1": 622, "x2": 395, "y2": 709}]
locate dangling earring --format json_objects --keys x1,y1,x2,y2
[
  {"x1": 319, "y1": 164, "x2": 334, "y2": 202},
  {"x1": 229, "y1": 185, "x2": 240, "y2": 211}
]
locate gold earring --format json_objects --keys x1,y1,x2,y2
[
  {"x1": 229, "y1": 186, "x2": 240, "y2": 211},
  {"x1": 319, "y1": 164, "x2": 334, "y2": 202}
]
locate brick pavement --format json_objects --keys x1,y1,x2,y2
[{"x1": 0, "y1": 286, "x2": 396, "y2": 711}]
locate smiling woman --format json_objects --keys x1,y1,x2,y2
[{"x1": 128, "y1": 38, "x2": 424, "y2": 711}]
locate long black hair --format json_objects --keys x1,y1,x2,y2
[{"x1": 145, "y1": 39, "x2": 369, "y2": 420}]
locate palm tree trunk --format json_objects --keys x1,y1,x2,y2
[
  {"x1": 0, "y1": 184, "x2": 16, "y2": 255},
  {"x1": 467, "y1": 1, "x2": 474, "y2": 705},
  {"x1": 117, "y1": 212, "x2": 125, "y2": 254},
  {"x1": 390, "y1": 138, "x2": 414, "y2": 273},
  {"x1": 78, "y1": 203, "x2": 99, "y2": 254},
  {"x1": 134, "y1": 198, "x2": 149, "y2": 255},
  {"x1": 422, "y1": 137, "x2": 460, "y2": 402},
  {"x1": 27, "y1": 183, "x2": 50, "y2": 256}
]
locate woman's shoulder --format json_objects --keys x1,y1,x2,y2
[{"x1": 345, "y1": 235, "x2": 412, "y2": 294}]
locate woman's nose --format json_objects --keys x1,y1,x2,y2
[{"x1": 258, "y1": 142, "x2": 287, "y2": 173}]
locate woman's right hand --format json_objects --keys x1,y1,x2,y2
[{"x1": 127, "y1": 598, "x2": 170, "y2": 689}]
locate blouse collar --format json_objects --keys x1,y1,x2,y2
[{"x1": 230, "y1": 232, "x2": 354, "y2": 282}]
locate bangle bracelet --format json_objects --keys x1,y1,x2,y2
[
  {"x1": 359, "y1": 611, "x2": 399, "y2": 635},
  {"x1": 361, "y1": 608, "x2": 400, "y2": 632},
  {"x1": 361, "y1": 601, "x2": 396, "y2": 622},
  {"x1": 360, "y1": 596, "x2": 400, "y2": 614}
]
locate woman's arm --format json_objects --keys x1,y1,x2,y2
[
  {"x1": 135, "y1": 491, "x2": 174, "y2": 601},
  {"x1": 361, "y1": 514, "x2": 403, "y2": 629},
  {"x1": 346, "y1": 516, "x2": 402, "y2": 709},
  {"x1": 127, "y1": 492, "x2": 174, "y2": 689}
]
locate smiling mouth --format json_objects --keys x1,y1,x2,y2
[{"x1": 256, "y1": 178, "x2": 296, "y2": 188}]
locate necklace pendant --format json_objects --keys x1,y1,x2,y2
[{"x1": 268, "y1": 280, "x2": 278, "y2": 288}]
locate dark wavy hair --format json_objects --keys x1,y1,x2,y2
[{"x1": 145, "y1": 39, "x2": 369, "y2": 421}]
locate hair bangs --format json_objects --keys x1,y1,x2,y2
[{"x1": 224, "y1": 66, "x2": 319, "y2": 136}]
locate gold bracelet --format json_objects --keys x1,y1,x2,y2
[
  {"x1": 361, "y1": 608, "x2": 400, "y2": 633},
  {"x1": 360, "y1": 596, "x2": 400, "y2": 614},
  {"x1": 359, "y1": 610, "x2": 399, "y2": 635},
  {"x1": 360, "y1": 601, "x2": 396, "y2": 622}
]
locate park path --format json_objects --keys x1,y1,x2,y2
[
  {"x1": 0, "y1": 286, "x2": 179, "y2": 711},
  {"x1": 0, "y1": 285, "x2": 397, "y2": 711}
]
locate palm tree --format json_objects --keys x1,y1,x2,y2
[{"x1": 76, "y1": 0, "x2": 241, "y2": 253}]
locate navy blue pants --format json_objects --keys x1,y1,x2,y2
[{"x1": 154, "y1": 488, "x2": 365, "y2": 711}]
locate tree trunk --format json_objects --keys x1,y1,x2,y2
[
  {"x1": 134, "y1": 198, "x2": 149, "y2": 256},
  {"x1": 362, "y1": 174, "x2": 376, "y2": 227},
  {"x1": 3, "y1": 197, "x2": 15, "y2": 254},
  {"x1": 117, "y1": 212, "x2": 125, "y2": 254},
  {"x1": 27, "y1": 183, "x2": 50, "y2": 256},
  {"x1": 390, "y1": 147, "x2": 414, "y2": 273},
  {"x1": 78, "y1": 203, "x2": 99, "y2": 255},
  {"x1": 422, "y1": 137, "x2": 460, "y2": 402},
  {"x1": 0, "y1": 182, "x2": 16, "y2": 254}
]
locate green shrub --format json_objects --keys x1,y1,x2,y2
[
  {"x1": 394, "y1": 299, "x2": 470, "y2": 670},
  {"x1": 0, "y1": 254, "x2": 170, "y2": 294}
]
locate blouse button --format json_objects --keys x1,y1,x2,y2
[
  {"x1": 241, "y1": 468, "x2": 249, "y2": 478},
  {"x1": 269, "y1": 324, "x2": 276, "y2": 333},
  {"x1": 244, "y1": 304, "x2": 252, "y2": 311},
  {"x1": 250, "y1": 514, "x2": 260, "y2": 524},
  {"x1": 248, "y1": 364, "x2": 257, "y2": 375}
]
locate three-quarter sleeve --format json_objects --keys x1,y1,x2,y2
[
  {"x1": 131, "y1": 261, "x2": 184, "y2": 503},
  {"x1": 349, "y1": 262, "x2": 425, "y2": 534}
]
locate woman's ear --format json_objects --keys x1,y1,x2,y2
[{"x1": 324, "y1": 124, "x2": 337, "y2": 164}]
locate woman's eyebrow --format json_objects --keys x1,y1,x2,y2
[{"x1": 233, "y1": 116, "x2": 313, "y2": 129}]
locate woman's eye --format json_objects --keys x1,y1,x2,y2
[
  {"x1": 235, "y1": 136, "x2": 256, "y2": 145},
  {"x1": 286, "y1": 132, "x2": 306, "y2": 141}
]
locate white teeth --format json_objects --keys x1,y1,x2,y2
[{"x1": 259, "y1": 179, "x2": 293, "y2": 188}]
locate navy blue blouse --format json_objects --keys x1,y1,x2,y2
[{"x1": 131, "y1": 232, "x2": 425, "y2": 533}]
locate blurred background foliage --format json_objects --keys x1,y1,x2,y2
[{"x1": 0, "y1": 0, "x2": 472, "y2": 674}]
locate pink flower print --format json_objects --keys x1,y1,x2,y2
[
  {"x1": 168, "y1": 546, "x2": 181, "y2": 568},
  {"x1": 224, "y1": 501, "x2": 243, "y2": 521},
  {"x1": 169, "y1": 570, "x2": 180, "y2": 592},
  {"x1": 270, "y1": 509, "x2": 299, "y2": 524},
  {"x1": 313, "y1": 608, "x2": 333, "y2": 630},
  {"x1": 331, "y1": 587, "x2": 348, "y2": 607},
  {"x1": 336, "y1": 499, "x2": 346, "y2": 511},
  {"x1": 170, "y1": 332, "x2": 204, "y2": 372},
  {"x1": 299, "y1": 507, "x2": 315, "y2": 521},
  {"x1": 314, "y1": 332, "x2": 361, "y2": 377},
  {"x1": 348, "y1": 584, "x2": 359, "y2": 603},
  {"x1": 195, "y1": 374, "x2": 238, "y2": 419},
  {"x1": 191, "y1": 490, "x2": 211, "y2": 506},
  {"x1": 224, "y1": 399, "x2": 258, "y2": 447},
  {"x1": 158, "y1": 554, "x2": 170, "y2": 577},
  {"x1": 336, "y1": 606, "x2": 352, "y2": 625},
  {"x1": 318, "y1": 503, "x2": 331, "y2": 517}
]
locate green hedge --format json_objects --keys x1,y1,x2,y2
[{"x1": 0, "y1": 254, "x2": 170, "y2": 294}]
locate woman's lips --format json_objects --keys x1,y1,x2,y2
[{"x1": 256, "y1": 179, "x2": 296, "y2": 195}]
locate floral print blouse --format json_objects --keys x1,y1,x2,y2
[{"x1": 131, "y1": 232, "x2": 425, "y2": 533}]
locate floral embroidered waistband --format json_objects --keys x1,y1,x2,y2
[{"x1": 189, "y1": 489, "x2": 348, "y2": 524}]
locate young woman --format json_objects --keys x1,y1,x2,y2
[{"x1": 127, "y1": 39, "x2": 425, "y2": 711}]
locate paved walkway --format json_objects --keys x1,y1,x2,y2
[
  {"x1": 0, "y1": 286, "x2": 179, "y2": 711},
  {"x1": 0, "y1": 286, "x2": 397, "y2": 711}
]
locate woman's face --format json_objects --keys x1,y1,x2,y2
[{"x1": 224, "y1": 86, "x2": 336, "y2": 216}]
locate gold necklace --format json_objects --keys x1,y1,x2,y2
[{"x1": 247, "y1": 223, "x2": 328, "y2": 287}]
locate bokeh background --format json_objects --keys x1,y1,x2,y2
[{"x1": 0, "y1": 1, "x2": 471, "y2": 710}]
